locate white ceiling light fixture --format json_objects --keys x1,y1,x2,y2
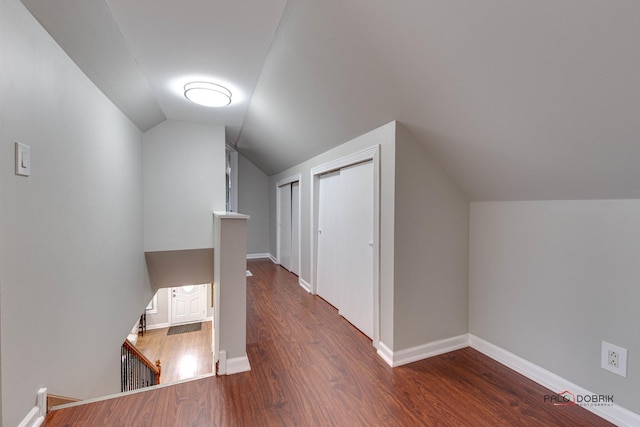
[{"x1": 184, "y1": 81, "x2": 232, "y2": 107}]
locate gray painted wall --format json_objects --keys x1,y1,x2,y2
[
  {"x1": 0, "y1": 1, "x2": 151, "y2": 425},
  {"x1": 470, "y1": 200, "x2": 640, "y2": 414},
  {"x1": 393, "y1": 126, "x2": 469, "y2": 349},
  {"x1": 214, "y1": 214, "x2": 250, "y2": 360},
  {"x1": 238, "y1": 154, "x2": 270, "y2": 255},
  {"x1": 143, "y1": 120, "x2": 226, "y2": 251},
  {"x1": 146, "y1": 288, "x2": 170, "y2": 327},
  {"x1": 0, "y1": 286, "x2": 2, "y2": 424},
  {"x1": 269, "y1": 122, "x2": 397, "y2": 347}
]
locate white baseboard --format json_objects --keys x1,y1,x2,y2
[
  {"x1": 377, "y1": 334, "x2": 469, "y2": 367},
  {"x1": 218, "y1": 350, "x2": 227, "y2": 374},
  {"x1": 19, "y1": 388, "x2": 47, "y2": 427},
  {"x1": 299, "y1": 277, "x2": 312, "y2": 293},
  {"x1": 217, "y1": 350, "x2": 251, "y2": 375},
  {"x1": 376, "y1": 342, "x2": 394, "y2": 366},
  {"x1": 469, "y1": 334, "x2": 640, "y2": 427},
  {"x1": 51, "y1": 373, "x2": 216, "y2": 412},
  {"x1": 247, "y1": 253, "x2": 270, "y2": 260},
  {"x1": 225, "y1": 354, "x2": 251, "y2": 375},
  {"x1": 269, "y1": 254, "x2": 277, "y2": 264},
  {"x1": 18, "y1": 408, "x2": 42, "y2": 427},
  {"x1": 145, "y1": 322, "x2": 171, "y2": 331}
]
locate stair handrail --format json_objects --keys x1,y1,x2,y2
[{"x1": 121, "y1": 339, "x2": 161, "y2": 392}]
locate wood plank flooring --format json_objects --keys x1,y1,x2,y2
[
  {"x1": 134, "y1": 321, "x2": 213, "y2": 384},
  {"x1": 44, "y1": 259, "x2": 612, "y2": 426}
]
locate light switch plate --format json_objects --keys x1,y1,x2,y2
[{"x1": 15, "y1": 141, "x2": 30, "y2": 176}]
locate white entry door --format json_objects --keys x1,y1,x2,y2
[{"x1": 171, "y1": 284, "x2": 206, "y2": 325}]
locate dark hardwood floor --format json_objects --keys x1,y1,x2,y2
[{"x1": 44, "y1": 259, "x2": 612, "y2": 426}]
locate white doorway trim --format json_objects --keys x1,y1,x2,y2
[
  {"x1": 310, "y1": 145, "x2": 380, "y2": 349},
  {"x1": 225, "y1": 144, "x2": 238, "y2": 212},
  {"x1": 276, "y1": 173, "x2": 302, "y2": 276}
]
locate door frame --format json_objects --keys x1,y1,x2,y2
[
  {"x1": 225, "y1": 144, "x2": 238, "y2": 212},
  {"x1": 310, "y1": 145, "x2": 380, "y2": 349},
  {"x1": 276, "y1": 173, "x2": 302, "y2": 276}
]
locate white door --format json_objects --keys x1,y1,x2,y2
[
  {"x1": 171, "y1": 284, "x2": 206, "y2": 325},
  {"x1": 316, "y1": 171, "x2": 342, "y2": 308},
  {"x1": 290, "y1": 181, "x2": 300, "y2": 276},
  {"x1": 278, "y1": 184, "x2": 292, "y2": 271},
  {"x1": 278, "y1": 181, "x2": 300, "y2": 275},
  {"x1": 338, "y1": 161, "x2": 374, "y2": 338}
]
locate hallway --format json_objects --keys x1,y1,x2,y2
[{"x1": 44, "y1": 259, "x2": 611, "y2": 426}]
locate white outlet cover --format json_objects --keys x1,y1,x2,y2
[{"x1": 601, "y1": 341, "x2": 628, "y2": 377}]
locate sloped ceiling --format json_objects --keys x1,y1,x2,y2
[
  {"x1": 21, "y1": 0, "x2": 288, "y2": 141},
  {"x1": 20, "y1": 0, "x2": 640, "y2": 201}
]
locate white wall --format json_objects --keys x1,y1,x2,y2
[
  {"x1": 470, "y1": 200, "x2": 640, "y2": 414},
  {"x1": 214, "y1": 214, "x2": 250, "y2": 361},
  {"x1": 0, "y1": 1, "x2": 151, "y2": 425},
  {"x1": 269, "y1": 122, "x2": 397, "y2": 347},
  {"x1": 238, "y1": 154, "x2": 270, "y2": 255},
  {"x1": 393, "y1": 126, "x2": 469, "y2": 349},
  {"x1": 143, "y1": 120, "x2": 226, "y2": 251}
]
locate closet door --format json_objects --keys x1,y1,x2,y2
[
  {"x1": 290, "y1": 181, "x2": 300, "y2": 275},
  {"x1": 316, "y1": 171, "x2": 341, "y2": 308},
  {"x1": 278, "y1": 184, "x2": 292, "y2": 271},
  {"x1": 338, "y1": 161, "x2": 374, "y2": 338}
]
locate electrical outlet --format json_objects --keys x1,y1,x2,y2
[
  {"x1": 608, "y1": 350, "x2": 619, "y2": 369},
  {"x1": 601, "y1": 341, "x2": 627, "y2": 377}
]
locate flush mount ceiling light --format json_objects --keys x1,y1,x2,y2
[{"x1": 184, "y1": 81, "x2": 232, "y2": 107}]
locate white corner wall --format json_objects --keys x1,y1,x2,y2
[
  {"x1": 145, "y1": 288, "x2": 170, "y2": 327},
  {"x1": 470, "y1": 200, "x2": 640, "y2": 414},
  {"x1": 0, "y1": 1, "x2": 151, "y2": 425},
  {"x1": 143, "y1": 120, "x2": 226, "y2": 251},
  {"x1": 238, "y1": 154, "x2": 270, "y2": 255},
  {"x1": 393, "y1": 125, "x2": 469, "y2": 350},
  {"x1": 214, "y1": 213, "x2": 250, "y2": 362}
]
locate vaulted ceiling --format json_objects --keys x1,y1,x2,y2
[{"x1": 21, "y1": 0, "x2": 640, "y2": 201}]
